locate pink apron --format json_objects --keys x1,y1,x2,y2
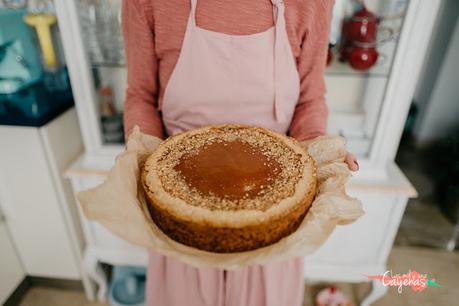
[{"x1": 148, "y1": 0, "x2": 304, "y2": 305}]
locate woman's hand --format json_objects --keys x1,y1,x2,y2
[
  {"x1": 300, "y1": 139, "x2": 359, "y2": 171},
  {"x1": 345, "y1": 152, "x2": 359, "y2": 172}
]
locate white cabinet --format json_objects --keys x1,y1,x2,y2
[
  {"x1": 54, "y1": 0, "x2": 442, "y2": 178},
  {"x1": 0, "y1": 219, "x2": 24, "y2": 305},
  {"x1": 66, "y1": 161, "x2": 415, "y2": 305},
  {"x1": 55, "y1": 0, "x2": 441, "y2": 305},
  {"x1": 0, "y1": 109, "x2": 84, "y2": 280}
]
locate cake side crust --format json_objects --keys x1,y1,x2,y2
[{"x1": 143, "y1": 172, "x2": 316, "y2": 252}]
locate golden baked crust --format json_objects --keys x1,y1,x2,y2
[{"x1": 141, "y1": 124, "x2": 317, "y2": 253}]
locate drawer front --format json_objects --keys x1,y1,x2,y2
[
  {"x1": 305, "y1": 189, "x2": 406, "y2": 266},
  {"x1": 73, "y1": 176, "x2": 146, "y2": 253},
  {"x1": 0, "y1": 127, "x2": 80, "y2": 279}
]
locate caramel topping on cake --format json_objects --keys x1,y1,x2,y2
[
  {"x1": 154, "y1": 126, "x2": 306, "y2": 211},
  {"x1": 175, "y1": 141, "x2": 280, "y2": 200}
]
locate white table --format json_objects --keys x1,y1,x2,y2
[{"x1": 66, "y1": 155, "x2": 414, "y2": 305}]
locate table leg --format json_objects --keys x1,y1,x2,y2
[
  {"x1": 361, "y1": 279, "x2": 388, "y2": 306},
  {"x1": 83, "y1": 250, "x2": 108, "y2": 302},
  {"x1": 81, "y1": 268, "x2": 97, "y2": 301},
  {"x1": 446, "y1": 221, "x2": 459, "y2": 252}
]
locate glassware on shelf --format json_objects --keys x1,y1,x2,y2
[
  {"x1": 99, "y1": 85, "x2": 124, "y2": 144},
  {"x1": 27, "y1": 0, "x2": 55, "y2": 13},
  {"x1": 78, "y1": 0, "x2": 125, "y2": 66},
  {"x1": 100, "y1": 86, "x2": 116, "y2": 117},
  {"x1": 2, "y1": 0, "x2": 27, "y2": 8},
  {"x1": 79, "y1": 0, "x2": 104, "y2": 63},
  {"x1": 94, "y1": 0, "x2": 123, "y2": 64}
]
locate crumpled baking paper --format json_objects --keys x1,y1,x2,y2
[{"x1": 78, "y1": 126, "x2": 364, "y2": 269}]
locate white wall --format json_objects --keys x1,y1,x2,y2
[{"x1": 412, "y1": 0, "x2": 459, "y2": 143}]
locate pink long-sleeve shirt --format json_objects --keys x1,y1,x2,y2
[{"x1": 122, "y1": 0, "x2": 333, "y2": 140}]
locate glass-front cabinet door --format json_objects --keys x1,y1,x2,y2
[
  {"x1": 77, "y1": 0, "x2": 126, "y2": 144},
  {"x1": 54, "y1": 0, "x2": 439, "y2": 176},
  {"x1": 326, "y1": 0, "x2": 409, "y2": 158},
  {"x1": 55, "y1": 0, "x2": 127, "y2": 161}
]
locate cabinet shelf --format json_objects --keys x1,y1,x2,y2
[
  {"x1": 326, "y1": 55, "x2": 391, "y2": 78},
  {"x1": 91, "y1": 58, "x2": 390, "y2": 77},
  {"x1": 325, "y1": 36, "x2": 399, "y2": 78},
  {"x1": 92, "y1": 62, "x2": 126, "y2": 69}
]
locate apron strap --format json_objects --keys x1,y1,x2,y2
[
  {"x1": 270, "y1": 0, "x2": 292, "y2": 122},
  {"x1": 270, "y1": 0, "x2": 284, "y2": 24},
  {"x1": 190, "y1": 0, "x2": 198, "y2": 27}
]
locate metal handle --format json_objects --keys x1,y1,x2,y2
[
  {"x1": 0, "y1": 202, "x2": 6, "y2": 223},
  {"x1": 0, "y1": 176, "x2": 13, "y2": 223}
]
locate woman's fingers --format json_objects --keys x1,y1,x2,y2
[{"x1": 345, "y1": 152, "x2": 359, "y2": 172}]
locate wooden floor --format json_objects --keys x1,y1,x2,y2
[
  {"x1": 16, "y1": 246, "x2": 458, "y2": 306},
  {"x1": 303, "y1": 247, "x2": 459, "y2": 306}
]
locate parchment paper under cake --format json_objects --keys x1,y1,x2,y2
[{"x1": 78, "y1": 126, "x2": 364, "y2": 269}]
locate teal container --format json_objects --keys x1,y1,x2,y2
[
  {"x1": 0, "y1": 8, "x2": 73, "y2": 126},
  {"x1": 0, "y1": 8, "x2": 42, "y2": 93},
  {"x1": 109, "y1": 266, "x2": 146, "y2": 306}
]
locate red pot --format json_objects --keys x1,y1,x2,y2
[
  {"x1": 348, "y1": 45, "x2": 379, "y2": 71},
  {"x1": 346, "y1": 6, "x2": 379, "y2": 43},
  {"x1": 339, "y1": 4, "x2": 393, "y2": 67}
]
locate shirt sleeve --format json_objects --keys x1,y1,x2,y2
[
  {"x1": 122, "y1": 0, "x2": 165, "y2": 139},
  {"x1": 289, "y1": 0, "x2": 334, "y2": 141}
]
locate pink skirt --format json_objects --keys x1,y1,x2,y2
[{"x1": 145, "y1": 252, "x2": 305, "y2": 306}]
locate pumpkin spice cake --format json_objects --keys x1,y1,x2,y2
[{"x1": 141, "y1": 125, "x2": 317, "y2": 253}]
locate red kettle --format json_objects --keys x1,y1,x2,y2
[{"x1": 340, "y1": 5, "x2": 393, "y2": 70}]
